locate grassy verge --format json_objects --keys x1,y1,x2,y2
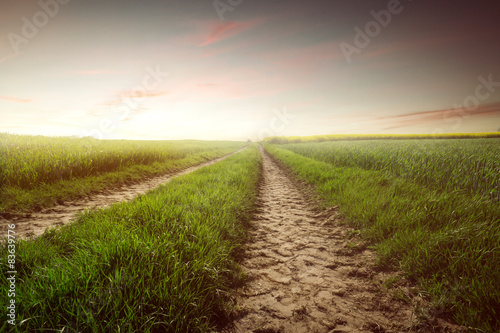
[
  {"x1": 1, "y1": 144, "x2": 261, "y2": 332},
  {"x1": 1, "y1": 139, "x2": 246, "y2": 214},
  {"x1": 264, "y1": 144, "x2": 500, "y2": 332}
]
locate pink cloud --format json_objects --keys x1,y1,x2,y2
[
  {"x1": 162, "y1": 67, "x2": 291, "y2": 104},
  {"x1": 0, "y1": 52, "x2": 20, "y2": 64},
  {"x1": 102, "y1": 90, "x2": 170, "y2": 106},
  {"x1": 255, "y1": 41, "x2": 346, "y2": 85},
  {"x1": 270, "y1": 41, "x2": 345, "y2": 68},
  {"x1": 375, "y1": 103, "x2": 500, "y2": 130},
  {"x1": 0, "y1": 95, "x2": 32, "y2": 103},
  {"x1": 90, "y1": 89, "x2": 171, "y2": 120},
  {"x1": 197, "y1": 83, "x2": 220, "y2": 87},
  {"x1": 199, "y1": 19, "x2": 263, "y2": 47},
  {"x1": 73, "y1": 69, "x2": 118, "y2": 75}
]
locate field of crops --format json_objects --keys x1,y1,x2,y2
[
  {"x1": 264, "y1": 140, "x2": 500, "y2": 332},
  {"x1": 264, "y1": 132, "x2": 500, "y2": 144},
  {"x1": 0, "y1": 133, "x2": 247, "y2": 213},
  {"x1": 2, "y1": 132, "x2": 499, "y2": 331},
  {"x1": 0, "y1": 144, "x2": 261, "y2": 332},
  {"x1": 276, "y1": 139, "x2": 500, "y2": 201},
  {"x1": 0, "y1": 133, "x2": 246, "y2": 190}
]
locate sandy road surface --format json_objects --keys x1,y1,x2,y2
[
  {"x1": 228, "y1": 147, "x2": 461, "y2": 333},
  {"x1": 1, "y1": 146, "x2": 247, "y2": 239}
]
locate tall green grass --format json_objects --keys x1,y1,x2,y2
[
  {"x1": 277, "y1": 139, "x2": 500, "y2": 201},
  {"x1": 0, "y1": 133, "x2": 245, "y2": 190},
  {"x1": 264, "y1": 132, "x2": 500, "y2": 144},
  {"x1": 0, "y1": 144, "x2": 261, "y2": 332},
  {"x1": 264, "y1": 143, "x2": 500, "y2": 332},
  {"x1": 0, "y1": 133, "x2": 246, "y2": 213}
]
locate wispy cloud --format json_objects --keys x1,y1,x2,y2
[
  {"x1": 266, "y1": 41, "x2": 345, "y2": 73},
  {"x1": 72, "y1": 69, "x2": 118, "y2": 76},
  {"x1": 199, "y1": 19, "x2": 263, "y2": 47},
  {"x1": 0, "y1": 52, "x2": 20, "y2": 64},
  {"x1": 93, "y1": 90, "x2": 170, "y2": 120},
  {"x1": 197, "y1": 83, "x2": 220, "y2": 87},
  {"x1": 103, "y1": 90, "x2": 170, "y2": 105},
  {"x1": 375, "y1": 103, "x2": 500, "y2": 130},
  {"x1": 0, "y1": 95, "x2": 32, "y2": 103}
]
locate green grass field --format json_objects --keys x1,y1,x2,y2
[
  {"x1": 1, "y1": 144, "x2": 261, "y2": 332},
  {"x1": 0, "y1": 133, "x2": 247, "y2": 214},
  {"x1": 1, "y1": 133, "x2": 499, "y2": 332},
  {"x1": 264, "y1": 139, "x2": 500, "y2": 332},
  {"x1": 271, "y1": 139, "x2": 500, "y2": 200},
  {"x1": 264, "y1": 132, "x2": 500, "y2": 144}
]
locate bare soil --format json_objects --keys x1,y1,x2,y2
[
  {"x1": 226, "y1": 147, "x2": 464, "y2": 333},
  {"x1": 0, "y1": 147, "x2": 247, "y2": 239}
]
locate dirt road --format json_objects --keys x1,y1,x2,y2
[
  {"x1": 1, "y1": 147, "x2": 247, "y2": 239},
  {"x1": 229, "y1": 147, "x2": 451, "y2": 333}
]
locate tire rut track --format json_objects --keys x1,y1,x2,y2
[
  {"x1": 1, "y1": 146, "x2": 247, "y2": 240},
  {"x1": 229, "y1": 146, "x2": 416, "y2": 333}
]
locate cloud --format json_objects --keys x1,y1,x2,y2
[
  {"x1": 135, "y1": 90, "x2": 170, "y2": 98},
  {"x1": 72, "y1": 69, "x2": 118, "y2": 75},
  {"x1": 0, "y1": 95, "x2": 32, "y2": 103},
  {"x1": 197, "y1": 83, "x2": 220, "y2": 88},
  {"x1": 104, "y1": 90, "x2": 170, "y2": 105},
  {"x1": 199, "y1": 19, "x2": 262, "y2": 47},
  {"x1": 0, "y1": 52, "x2": 20, "y2": 64},
  {"x1": 91, "y1": 89, "x2": 170, "y2": 121},
  {"x1": 266, "y1": 41, "x2": 345, "y2": 72},
  {"x1": 375, "y1": 103, "x2": 500, "y2": 130}
]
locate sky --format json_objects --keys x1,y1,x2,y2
[{"x1": 1, "y1": 0, "x2": 500, "y2": 141}]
